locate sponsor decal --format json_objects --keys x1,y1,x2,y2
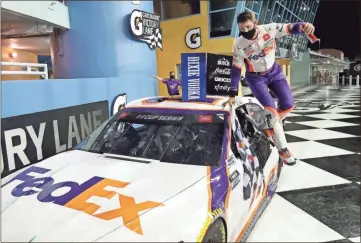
[
  {"x1": 227, "y1": 154, "x2": 236, "y2": 168},
  {"x1": 181, "y1": 53, "x2": 207, "y2": 102},
  {"x1": 135, "y1": 114, "x2": 184, "y2": 121},
  {"x1": 196, "y1": 208, "x2": 223, "y2": 242},
  {"x1": 263, "y1": 33, "x2": 270, "y2": 41},
  {"x1": 5, "y1": 165, "x2": 164, "y2": 235},
  {"x1": 267, "y1": 174, "x2": 277, "y2": 197},
  {"x1": 111, "y1": 93, "x2": 127, "y2": 116},
  {"x1": 214, "y1": 67, "x2": 231, "y2": 75},
  {"x1": 185, "y1": 27, "x2": 202, "y2": 49},
  {"x1": 1, "y1": 101, "x2": 108, "y2": 178},
  {"x1": 249, "y1": 48, "x2": 273, "y2": 60},
  {"x1": 229, "y1": 170, "x2": 241, "y2": 190},
  {"x1": 199, "y1": 115, "x2": 213, "y2": 123},
  {"x1": 214, "y1": 77, "x2": 231, "y2": 83},
  {"x1": 130, "y1": 9, "x2": 162, "y2": 50},
  {"x1": 217, "y1": 57, "x2": 230, "y2": 67},
  {"x1": 243, "y1": 45, "x2": 253, "y2": 52}
]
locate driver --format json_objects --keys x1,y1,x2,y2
[
  {"x1": 152, "y1": 71, "x2": 182, "y2": 96},
  {"x1": 231, "y1": 11, "x2": 315, "y2": 166}
]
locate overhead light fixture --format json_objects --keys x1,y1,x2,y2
[
  {"x1": 9, "y1": 52, "x2": 17, "y2": 58},
  {"x1": 132, "y1": 1, "x2": 140, "y2": 4}
]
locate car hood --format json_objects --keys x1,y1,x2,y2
[{"x1": 1, "y1": 150, "x2": 208, "y2": 242}]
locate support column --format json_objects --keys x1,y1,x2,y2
[{"x1": 50, "y1": 1, "x2": 156, "y2": 79}]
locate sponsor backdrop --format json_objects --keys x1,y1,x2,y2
[
  {"x1": 1, "y1": 101, "x2": 109, "y2": 178},
  {"x1": 206, "y1": 53, "x2": 238, "y2": 96}
]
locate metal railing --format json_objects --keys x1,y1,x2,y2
[
  {"x1": 339, "y1": 74, "x2": 360, "y2": 88},
  {"x1": 1, "y1": 62, "x2": 48, "y2": 79}
]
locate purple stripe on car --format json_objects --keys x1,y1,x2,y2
[{"x1": 210, "y1": 113, "x2": 230, "y2": 212}]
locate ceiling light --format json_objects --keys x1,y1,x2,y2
[{"x1": 9, "y1": 52, "x2": 17, "y2": 58}]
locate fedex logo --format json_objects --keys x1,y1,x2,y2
[
  {"x1": 249, "y1": 50, "x2": 266, "y2": 60},
  {"x1": 248, "y1": 47, "x2": 274, "y2": 61},
  {"x1": 5, "y1": 166, "x2": 163, "y2": 235}
]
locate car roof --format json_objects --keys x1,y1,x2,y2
[{"x1": 126, "y1": 95, "x2": 230, "y2": 111}]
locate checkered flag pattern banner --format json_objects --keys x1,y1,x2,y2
[{"x1": 140, "y1": 28, "x2": 163, "y2": 50}]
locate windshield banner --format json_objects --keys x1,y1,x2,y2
[
  {"x1": 119, "y1": 111, "x2": 224, "y2": 124},
  {"x1": 181, "y1": 52, "x2": 207, "y2": 102}
]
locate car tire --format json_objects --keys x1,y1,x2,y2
[{"x1": 202, "y1": 218, "x2": 227, "y2": 243}]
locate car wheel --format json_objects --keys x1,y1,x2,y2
[{"x1": 202, "y1": 218, "x2": 227, "y2": 243}]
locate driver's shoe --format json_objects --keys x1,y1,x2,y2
[{"x1": 279, "y1": 148, "x2": 297, "y2": 166}]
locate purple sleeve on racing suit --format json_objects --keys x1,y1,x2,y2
[
  {"x1": 176, "y1": 79, "x2": 182, "y2": 86},
  {"x1": 290, "y1": 22, "x2": 305, "y2": 35},
  {"x1": 231, "y1": 65, "x2": 242, "y2": 88}
]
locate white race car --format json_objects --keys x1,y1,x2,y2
[{"x1": 2, "y1": 95, "x2": 282, "y2": 242}]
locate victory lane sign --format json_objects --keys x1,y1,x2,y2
[
  {"x1": 1, "y1": 101, "x2": 109, "y2": 178},
  {"x1": 130, "y1": 9, "x2": 163, "y2": 50}
]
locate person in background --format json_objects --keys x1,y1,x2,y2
[
  {"x1": 231, "y1": 11, "x2": 315, "y2": 166},
  {"x1": 152, "y1": 71, "x2": 182, "y2": 96}
]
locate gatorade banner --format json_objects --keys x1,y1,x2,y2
[
  {"x1": 206, "y1": 53, "x2": 238, "y2": 96},
  {"x1": 181, "y1": 53, "x2": 207, "y2": 102}
]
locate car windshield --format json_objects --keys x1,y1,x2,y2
[{"x1": 75, "y1": 109, "x2": 227, "y2": 166}]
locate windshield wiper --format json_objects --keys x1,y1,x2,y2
[{"x1": 103, "y1": 153, "x2": 153, "y2": 164}]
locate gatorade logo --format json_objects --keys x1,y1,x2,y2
[
  {"x1": 6, "y1": 165, "x2": 163, "y2": 235},
  {"x1": 185, "y1": 27, "x2": 202, "y2": 49}
]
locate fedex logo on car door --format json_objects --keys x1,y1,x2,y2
[{"x1": 5, "y1": 166, "x2": 164, "y2": 235}]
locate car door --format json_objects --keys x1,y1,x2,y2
[{"x1": 225, "y1": 109, "x2": 264, "y2": 241}]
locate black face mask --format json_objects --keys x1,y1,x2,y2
[
  {"x1": 170, "y1": 75, "x2": 175, "y2": 79},
  {"x1": 240, "y1": 28, "x2": 256, "y2": 40}
]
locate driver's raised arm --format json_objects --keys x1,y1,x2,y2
[{"x1": 262, "y1": 22, "x2": 306, "y2": 39}]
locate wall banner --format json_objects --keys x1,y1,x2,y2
[
  {"x1": 1, "y1": 101, "x2": 109, "y2": 178},
  {"x1": 181, "y1": 52, "x2": 207, "y2": 102}
]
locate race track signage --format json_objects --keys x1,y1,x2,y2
[
  {"x1": 181, "y1": 53, "x2": 207, "y2": 102},
  {"x1": 130, "y1": 9, "x2": 162, "y2": 50},
  {"x1": 185, "y1": 27, "x2": 202, "y2": 49},
  {"x1": 1, "y1": 101, "x2": 109, "y2": 178},
  {"x1": 206, "y1": 53, "x2": 238, "y2": 96}
]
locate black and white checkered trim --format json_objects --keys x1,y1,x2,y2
[{"x1": 140, "y1": 28, "x2": 163, "y2": 50}]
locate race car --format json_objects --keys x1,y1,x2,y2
[{"x1": 2, "y1": 95, "x2": 283, "y2": 242}]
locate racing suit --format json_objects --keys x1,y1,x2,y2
[
  {"x1": 231, "y1": 22, "x2": 305, "y2": 165},
  {"x1": 162, "y1": 78, "x2": 182, "y2": 96}
]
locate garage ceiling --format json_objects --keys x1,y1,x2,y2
[{"x1": 1, "y1": 9, "x2": 52, "y2": 55}]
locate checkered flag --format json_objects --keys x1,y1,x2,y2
[
  {"x1": 232, "y1": 115, "x2": 260, "y2": 201},
  {"x1": 140, "y1": 28, "x2": 163, "y2": 50}
]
